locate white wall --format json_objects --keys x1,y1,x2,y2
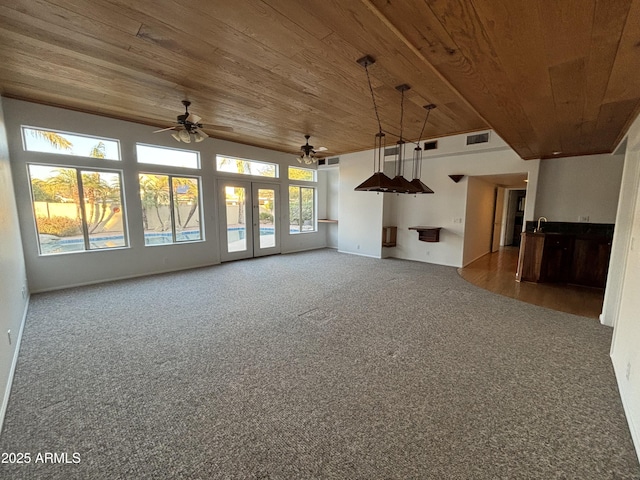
[
  {"x1": 610, "y1": 113, "x2": 640, "y2": 460},
  {"x1": 601, "y1": 142, "x2": 639, "y2": 328},
  {"x1": 463, "y1": 177, "x2": 497, "y2": 266},
  {"x1": 4, "y1": 99, "x2": 327, "y2": 292},
  {"x1": 338, "y1": 150, "x2": 383, "y2": 258},
  {"x1": 0, "y1": 98, "x2": 29, "y2": 433},
  {"x1": 535, "y1": 154, "x2": 624, "y2": 223}
]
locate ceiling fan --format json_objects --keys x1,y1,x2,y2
[
  {"x1": 153, "y1": 100, "x2": 233, "y2": 143},
  {"x1": 298, "y1": 134, "x2": 328, "y2": 164}
]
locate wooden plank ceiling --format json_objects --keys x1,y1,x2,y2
[{"x1": 0, "y1": 0, "x2": 639, "y2": 160}]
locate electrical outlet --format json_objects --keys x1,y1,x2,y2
[
  {"x1": 7, "y1": 330, "x2": 11, "y2": 345},
  {"x1": 626, "y1": 362, "x2": 631, "y2": 381},
  {"x1": 21, "y1": 286, "x2": 26, "y2": 299},
  {"x1": 578, "y1": 215, "x2": 589, "y2": 222}
]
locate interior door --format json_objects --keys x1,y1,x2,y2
[
  {"x1": 218, "y1": 179, "x2": 280, "y2": 261},
  {"x1": 492, "y1": 187, "x2": 505, "y2": 252}
]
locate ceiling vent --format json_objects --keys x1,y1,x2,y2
[
  {"x1": 385, "y1": 146, "x2": 399, "y2": 157},
  {"x1": 424, "y1": 140, "x2": 438, "y2": 150},
  {"x1": 318, "y1": 157, "x2": 339, "y2": 167},
  {"x1": 466, "y1": 132, "x2": 490, "y2": 145}
]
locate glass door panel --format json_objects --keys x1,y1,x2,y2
[
  {"x1": 257, "y1": 188, "x2": 275, "y2": 249},
  {"x1": 218, "y1": 179, "x2": 253, "y2": 262},
  {"x1": 225, "y1": 185, "x2": 248, "y2": 253},
  {"x1": 252, "y1": 183, "x2": 280, "y2": 257}
]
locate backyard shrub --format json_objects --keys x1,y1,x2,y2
[
  {"x1": 259, "y1": 212, "x2": 274, "y2": 223},
  {"x1": 36, "y1": 216, "x2": 82, "y2": 237}
]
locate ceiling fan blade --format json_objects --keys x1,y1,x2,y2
[
  {"x1": 317, "y1": 146, "x2": 328, "y2": 152},
  {"x1": 186, "y1": 113, "x2": 202, "y2": 124},
  {"x1": 201, "y1": 124, "x2": 234, "y2": 132},
  {"x1": 153, "y1": 126, "x2": 176, "y2": 133}
]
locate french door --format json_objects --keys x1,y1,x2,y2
[{"x1": 218, "y1": 179, "x2": 280, "y2": 261}]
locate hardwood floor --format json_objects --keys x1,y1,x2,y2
[{"x1": 458, "y1": 247, "x2": 605, "y2": 319}]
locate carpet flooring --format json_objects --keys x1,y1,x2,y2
[{"x1": 1, "y1": 249, "x2": 638, "y2": 479}]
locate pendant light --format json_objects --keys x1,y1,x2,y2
[
  {"x1": 388, "y1": 84, "x2": 420, "y2": 194},
  {"x1": 354, "y1": 55, "x2": 395, "y2": 192},
  {"x1": 409, "y1": 104, "x2": 436, "y2": 194}
]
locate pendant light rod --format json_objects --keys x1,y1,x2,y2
[
  {"x1": 354, "y1": 54, "x2": 395, "y2": 192},
  {"x1": 418, "y1": 104, "x2": 436, "y2": 143}
]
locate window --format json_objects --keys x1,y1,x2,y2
[
  {"x1": 136, "y1": 144, "x2": 200, "y2": 169},
  {"x1": 216, "y1": 155, "x2": 278, "y2": 178},
  {"x1": 288, "y1": 166, "x2": 316, "y2": 182},
  {"x1": 22, "y1": 127, "x2": 120, "y2": 160},
  {"x1": 28, "y1": 164, "x2": 127, "y2": 255},
  {"x1": 139, "y1": 174, "x2": 202, "y2": 245},
  {"x1": 289, "y1": 186, "x2": 316, "y2": 233}
]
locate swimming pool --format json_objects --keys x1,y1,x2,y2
[{"x1": 39, "y1": 227, "x2": 276, "y2": 254}]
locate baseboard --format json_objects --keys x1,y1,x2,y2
[
  {"x1": 616, "y1": 374, "x2": 640, "y2": 464},
  {"x1": 463, "y1": 250, "x2": 492, "y2": 268},
  {"x1": 0, "y1": 294, "x2": 29, "y2": 435},
  {"x1": 31, "y1": 261, "x2": 221, "y2": 293},
  {"x1": 337, "y1": 249, "x2": 381, "y2": 259}
]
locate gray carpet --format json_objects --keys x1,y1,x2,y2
[{"x1": 1, "y1": 249, "x2": 638, "y2": 479}]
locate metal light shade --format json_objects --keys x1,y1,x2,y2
[
  {"x1": 409, "y1": 178, "x2": 434, "y2": 194},
  {"x1": 388, "y1": 175, "x2": 420, "y2": 194},
  {"x1": 410, "y1": 145, "x2": 434, "y2": 193},
  {"x1": 355, "y1": 131, "x2": 392, "y2": 192},
  {"x1": 354, "y1": 171, "x2": 396, "y2": 191}
]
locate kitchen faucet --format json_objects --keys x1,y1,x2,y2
[{"x1": 535, "y1": 216, "x2": 548, "y2": 233}]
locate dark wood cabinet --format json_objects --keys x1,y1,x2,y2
[
  {"x1": 516, "y1": 233, "x2": 544, "y2": 282},
  {"x1": 540, "y1": 234, "x2": 573, "y2": 283},
  {"x1": 517, "y1": 232, "x2": 611, "y2": 288},
  {"x1": 570, "y1": 236, "x2": 612, "y2": 288}
]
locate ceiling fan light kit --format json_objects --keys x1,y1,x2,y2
[{"x1": 354, "y1": 55, "x2": 435, "y2": 195}]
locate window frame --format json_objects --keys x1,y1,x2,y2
[
  {"x1": 138, "y1": 172, "x2": 204, "y2": 246},
  {"x1": 22, "y1": 126, "x2": 121, "y2": 161},
  {"x1": 135, "y1": 143, "x2": 201, "y2": 169},
  {"x1": 288, "y1": 166, "x2": 317, "y2": 182},
  {"x1": 27, "y1": 163, "x2": 129, "y2": 256},
  {"x1": 215, "y1": 154, "x2": 279, "y2": 178},
  {"x1": 288, "y1": 185, "x2": 317, "y2": 234}
]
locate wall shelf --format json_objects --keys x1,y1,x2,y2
[
  {"x1": 409, "y1": 226, "x2": 441, "y2": 242},
  {"x1": 318, "y1": 219, "x2": 338, "y2": 224}
]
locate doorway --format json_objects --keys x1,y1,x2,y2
[
  {"x1": 504, "y1": 189, "x2": 527, "y2": 246},
  {"x1": 218, "y1": 179, "x2": 280, "y2": 261}
]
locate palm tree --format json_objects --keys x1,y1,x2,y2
[
  {"x1": 139, "y1": 174, "x2": 171, "y2": 231},
  {"x1": 81, "y1": 172, "x2": 120, "y2": 233},
  {"x1": 90, "y1": 142, "x2": 106, "y2": 158},
  {"x1": 29, "y1": 129, "x2": 73, "y2": 151},
  {"x1": 173, "y1": 178, "x2": 200, "y2": 229},
  {"x1": 47, "y1": 168, "x2": 81, "y2": 218}
]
